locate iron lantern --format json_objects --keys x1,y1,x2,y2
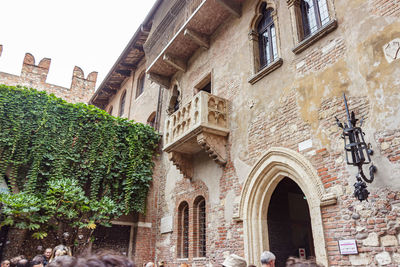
[{"x1": 335, "y1": 93, "x2": 377, "y2": 202}]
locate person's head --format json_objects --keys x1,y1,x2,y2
[
  {"x1": 145, "y1": 262, "x2": 154, "y2": 267},
  {"x1": 16, "y1": 259, "x2": 29, "y2": 267},
  {"x1": 47, "y1": 254, "x2": 134, "y2": 267},
  {"x1": 29, "y1": 260, "x2": 43, "y2": 267},
  {"x1": 260, "y1": 251, "x2": 276, "y2": 267},
  {"x1": 10, "y1": 256, "x2": 26, "y2": 267},
  {"x1": 285, "y1": 257, "x2": 323, "y2": 267},
  {"x1": 222, "y1": 254, "x2": 247, "y2": 267},
  {"x1": 50, "y1": 245, "x2": 71, "y2": 262},
  {"x1": 158, "y1": 261, "x2": 164, "y2": 267},
  {"x1": 180, "y1": 264, "x2": 189, "y2": 267},
  {"x1": 44, "y1": 248, "x2": 53, "y2": 259},
  {"x1": 1, "y1": 260, "x2": 10, "y2": 267}
]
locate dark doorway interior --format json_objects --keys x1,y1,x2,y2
[
  {"x1": 267, "y1": 177, "x2": 315, "y2": 267},
  {"x1": 92, "y1": 224, "x2": 131, "y2": 256}
]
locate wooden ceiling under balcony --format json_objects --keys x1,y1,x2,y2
[{"x1": 146, "y1": 0, "x2": 244, "y2": 88}]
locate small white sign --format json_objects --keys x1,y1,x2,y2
[
  {"x1": 160, "y1": 215, "x2": 173, "y2": 234},
  {"x1": 298, "y1": 139, "x2": 312, "y2": 151},
  {"x1": 338, "y1": 239, "x2": 358, "y2": 255},
  {"x1": 299, "y1": 248, "x2": 306, "y2": 259}
]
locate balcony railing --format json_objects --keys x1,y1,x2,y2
[
  {"x1": 163, "y1": 91, "x2": 229, "y2": 179},
  {"x1": 164, "y1": 91, "x2": 229, "y2": 151}
]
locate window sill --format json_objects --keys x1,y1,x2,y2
[
  {"x1": 177, "y1": 258, "x2": 189, "y2": 261},
  {"x1": 292, "y1": 19, "x2": 338, "y2": 54},
  {"x1": 248, "y1": 58, "x2": 283, "y2": 85}
]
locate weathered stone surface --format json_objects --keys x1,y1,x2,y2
[
  {"x1": 356, "y1": 232, "x2": 369, "y2": 240},
  {"x1": 363, "y1": 233, "x2": 379, "y2": 246},
  {"x1": 392, "y1": 253, "x2": 400, "y2": 264},
  {"x1": 375, "y1": 251, "x2": 391, "y2": 266},
  {"x1": 352, "y1": 213, "x2": 361, "y2": 220},
  {"x1": 349, "y1": 253, "x2": 370, "y2": 266},
  {"x1": 381, "y1": 235, "x2": 398, "y2": 247}
]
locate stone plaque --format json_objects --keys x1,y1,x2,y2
[
  {"x1": 160, "y1": 215, "x2": 173, "y2": 234},
  {"x1": 383, "y1": 38, "x2": 400, "y2": 64},
  {"x1": 338, "y1": 239, "x2": 358, "y2": 255}
]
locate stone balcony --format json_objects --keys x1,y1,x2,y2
[
  {"x1": 145, "y1": 0, "x2": 244, "y2": 88},
  {"x1": 163, "y1": 91, "x2": 229, "y2": 179}
]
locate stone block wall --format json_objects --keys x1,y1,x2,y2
[{"x1": 0, "y1": 45, "x2": 97, "y2": 104}]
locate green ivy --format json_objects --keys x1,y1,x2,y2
[{"x1": 0, "y1": 85, "x2": 159, "y2": 215}]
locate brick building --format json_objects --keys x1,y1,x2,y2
[
  {"x1": 90, "y1": 0, "x2": 400, "y2": 266},
  {"x1": 0, "y1": 45, "x2": 97, "y2": 104}
]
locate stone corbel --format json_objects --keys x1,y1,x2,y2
[
  {"x1": 197, "y1": 132, "x2": 227, "y2": 166},
  {"x1": 168, "y1": 151, "x2": 193, "y2": 179}
]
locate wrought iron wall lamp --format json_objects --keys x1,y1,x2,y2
[{"x1": 335, "y1": 93, "x2": 377, "y2": 201}]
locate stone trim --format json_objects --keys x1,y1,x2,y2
[
  {"x1": 238, "y1": 147, "x2": 337, "y2": 266},
  {"x1": 248, "y1": 58, "x2": 283, "y2": 84},
  {"x1": 292, "y1": 19, "x2": 338, "y2": 54}
]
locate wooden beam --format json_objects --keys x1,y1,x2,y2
[
  {"x1": 132, "y1": 45, "x2": 144, "y2": 52},
  {"x1": 184, "y1": 29, "x2": 210, "y2": 49},
  {"x1": 215, "y1": 0, "x2": 241, "y2": 18},
  {"x1": 116, "y1": 70, "x2": 131, "y2": 76},
  {"x1": 147, "y1": 72, "x2": 170, "y2": 88},
  {"x1": 141, "y1": 25, "x2": 151, "y2": 35},
  {"x1": 163, "y1": 53, "x2": 187, "y2": 72},
  {"x1": 120, "y1": 63, "x2": 136, "y2": 69}
]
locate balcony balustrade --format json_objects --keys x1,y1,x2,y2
[{"x1": 163, "y1": 91, "x2": 229, "y2": 179}]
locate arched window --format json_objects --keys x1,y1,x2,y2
[
  {"x1": 258, "y1": 3, "x2": 278, "y2": 68},
  {"x1": 248, "y1": 1, "x2": 282, "y2": 84},
  {"x1": 193, "y1": 196, "x2": 206, "y2": 258},
  {"x1": 108, "y1": 105, "x2": 113, "y2": 116},
  {"x1": 167, "y1": 84, "x2": 180, "y2": 115},
  {"x1": 119, "y1": 91, "x2": 126, "y2": 117},
  {"x1": 177, "y1": 201, "x2": 189, "y2": 258},
  {"x1": 147, "y1": 111, "x2": 156, "y2": 128},
  {"x1": 300, "y1": 0, "x2": 330, "y2": 39},
  {"x1": 136, "y1": 72, "x2": 145, "y2": 98}
]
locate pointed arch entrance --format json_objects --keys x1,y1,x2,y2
[{"x1": 239, "y1": 147, "x2": 336, "y2": 266}]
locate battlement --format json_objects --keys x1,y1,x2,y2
[{"x1": 0, "y1": 45, "x2": 98, "y2": 104}]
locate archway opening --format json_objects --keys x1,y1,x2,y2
[{"x1": 267, "y1": 177, "x2": 315, "y2": 267}]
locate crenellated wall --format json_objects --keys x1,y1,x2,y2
[{"x1": 0, "y1": 45, "x2": 97, "y2": 104}]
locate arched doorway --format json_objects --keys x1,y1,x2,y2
[
  {"x1": 268, "y1": 177, "x2": 314, "y2": 267},
  {"x1": 239, "y1": 147, "x2": 337, "y2": 266}
]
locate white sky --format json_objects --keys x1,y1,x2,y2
[{"x1": 0, "y1": 0, "x2": 156, "y2": 89}]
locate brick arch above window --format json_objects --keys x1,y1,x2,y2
[{"x1": 248, "y1": 0, "x2": 283, "y2": 85}]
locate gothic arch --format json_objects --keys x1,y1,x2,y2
[
  {"x1": 239, "y1": 147, "x2": 336, "y2": 266},
  {"x1": 167, "y1": 80, "x2": 181, "y2": 115}
]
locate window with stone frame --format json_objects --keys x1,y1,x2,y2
[
  {"x1": 119, "y1": 91, "x2": 126, "y2": 117},
  {"x1": 287, "y1": 0, "x2": 337, "y2": 54},
  {"x1": 136, "y1": 72, "x2": 145, "y2": 98},
  {"x1": 177, "y1": 201, "x2": 189, "y2": 258},
  {"x1": 258, "y1": 3, "x2": 278, "y2": 68},
  {"x1": 193, "y1": 196, "x2": 206, "y2": 258},
  {"x1": 300, "y1": 0, "x2": 330, "y2": 39},
  {"x1": 248, "y1": 0, "x2": 282, "y2": 85}
]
